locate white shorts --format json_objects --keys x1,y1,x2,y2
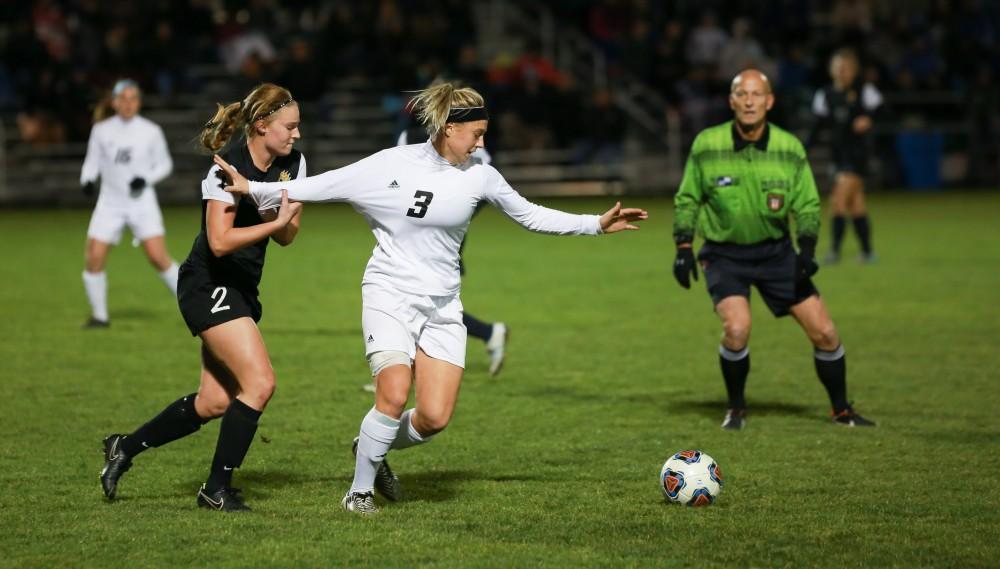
[
  {"x1": 86, "y1": 197, "x2": 165, "y2": 245},
  {"x1": 361, "y1": 281, "x2": 467, "y2": 369}
]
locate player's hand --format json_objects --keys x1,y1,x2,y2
[
  {"x1": 673, "y1": 245, "x2": 698, "y2": 289},
  {"x1": 795, "y1": 237, "x2": 819, "y2": 281},
  {"x1": 82, "y1": 181, "x2": 97, "y2": 197},
  {"x1": 274, "y1": 190, "x2": 303, "y2": 226},
  {"x1": 599, "y1": 201, "x2": 648, "y2": 234},
  {"x1": 213, "y1": 154, "x2": 250, "y2": 195},
  {"x1": 129, "y1": 177, "x2": 146, "y2": 198},
  {"x1": 852, "y1": 115, "x2": 872, "y2": 134}
]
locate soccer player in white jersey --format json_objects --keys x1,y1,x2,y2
[
  {"x1": 214, "y1": 81, "x2": 648, "y2": 515},
  {"x1": 394, "y1": 123, "x2": 507, "y2": 378},
  {"x1": 79, "y1": 79, "x2": 179, "y2": 328}
]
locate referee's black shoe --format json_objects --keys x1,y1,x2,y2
[
  {"x1": 832, "y1": 406, "x2": 877, "y2": 427},
  {"x1": 197, "y1": 484, "x2": 251, "y2": 512},
  {"x1": 100, "y1": 434, "x2": 132, "y2": 499},
  {"x1": 721, "y1": 408, "x2": 747, "y2": 431}
]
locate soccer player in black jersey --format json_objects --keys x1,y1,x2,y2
[
  {"x1": 99, "y1": 84, "x2": 305, "y2": 511},
  {"x1": 809, "y1": 48, "x2": 883, "y2": 264}
]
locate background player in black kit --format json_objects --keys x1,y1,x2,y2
[
  {"x1": 809, "y1": 48, "x2": 883, "y2": 264},
  {"x1": 99, "y1": 83, "x2": 305, "y2": 512}
]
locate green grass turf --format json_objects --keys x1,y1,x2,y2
[{"x1": 0, "y1": 192, "x2": 998, "y2": 568}]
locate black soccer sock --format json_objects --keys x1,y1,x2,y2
[
  {"x1": 719, "y1": 345, "x2": 750, "y2": 409},
  {"x1": 463, "y1": 312, "x2": 493, "y2": 342},
  {"x1": 205, "y1": 399, "x2": 262, "y2": 493},
  {"x1": 852, "y1": 215, "x2": 873, "y2": 254},
  {"x1": 121, "y1": 393, "x2": 208, "y2": 457},
  {"x1": 814, "y1": 345, "x2": 849, "y2": 413},
  {"x1": 831, "y1": 216, "x2": 847, "y2": 254}
]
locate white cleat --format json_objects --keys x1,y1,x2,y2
[
  {"x1": 486, "y1": 322, "x2": 508, "y2": 377},
  {"x1": 342, "y1": 491, "x2": 378, "y2": 515}
]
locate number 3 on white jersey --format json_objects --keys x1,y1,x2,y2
[{"x1": 210, "y1": 287, "x2": 231, "y2": 313}]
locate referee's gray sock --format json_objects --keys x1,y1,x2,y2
[
  {"x1": 719, "y1": 345, "x2": 750, "y2": 409},
  {"x1": 814, "y1": 345, "x2": 849, "y2": 413}
]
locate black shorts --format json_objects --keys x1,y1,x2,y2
[
  {"x1": 832, "y1": 145, "x2": 869, "y2": 177},
  {"x1": 698, "y1": 239, "x2": 818, "y2": 317},
  {"x1": 177, "y1": 265, "x2": 262, "y2": 336}
]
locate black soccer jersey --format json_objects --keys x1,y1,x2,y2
[
  {"x1": 812, "y1": 80, "x2": 882, "y2": 145},
  {"x1": 181, "y1": 144, "x2": 305, "y2": 294}
]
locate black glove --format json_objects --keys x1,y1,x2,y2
[
  {"x1": 82, "y1": 181, "x2": 97, "y2": 197},
  {"x1": 129, "y1": 177, "x2": 146, "y2": 198},
  {"x1": 673, "y1": 245, "x2": 698, "y2": 289},
  {"x1": 795, "y1": 236, "x2": 819, "y2": 281}
]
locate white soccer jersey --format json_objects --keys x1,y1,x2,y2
[
  {"x1": 248, "y1": 141, "x2": 601, "y2": 295},
  {"x1": 80, "y1": 115, "x2": 173, "y2": 206}
]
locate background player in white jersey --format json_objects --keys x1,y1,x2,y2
[
  {"x1": 79, "y1": 79, "x2": 179, "y2": 328},
  {"x1": 215, "y1": 81, "x2": 648, "y2": 515},
  {"x1": 99, "y1": 84, "x2": 305, "y2": 512},
  {"x1": 394, "y1": 118, "x2": 508, "y2": 378}
]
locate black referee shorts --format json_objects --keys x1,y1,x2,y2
[
  {"x1": 177, "y1": 266, "x2": 262, "y2": 336},
  {"x1": 698, "y1": 239, "x2": 818, "y2": 317}
]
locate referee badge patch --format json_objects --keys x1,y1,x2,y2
[
  {"x1": 767, "y1": 193, "x2": 785, "y2": 212},
  {"x1": 278, "y1": 170, "x2": 291, "y2": 182}
]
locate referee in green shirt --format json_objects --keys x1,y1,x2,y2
[{"x1": 672, "y1": 70, "x2": 875, "y2": 430}]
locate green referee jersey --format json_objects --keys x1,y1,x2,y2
[{"x1": 673, "y1": 121, "x2": 820, "y2": 245}]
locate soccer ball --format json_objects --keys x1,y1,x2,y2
[{"x1": 660, "y1": 450, "x2": 723, "y2": 507}]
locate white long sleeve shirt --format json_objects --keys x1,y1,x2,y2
[
  {"x1": 249, "y1": 141, "x2": 602, "y2": 295},
  {"x1": 80, "y1": 115, "x2": 173, "y2": 205}
]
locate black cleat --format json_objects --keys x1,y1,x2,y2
[
  {"x1": 83, "y1": 317, "x2": 110, "y2": 329},
  {"x1": 832, "y1": 406, "x2": 877, "y2": 427},
  {"x1": 721, "y1": 408, "x2": 747, "y2": 430},
  {"x1": 100, "y1": 434, "x2": 133, "y2": 499},
  {"x1": 197, "y1": 484, "x2": 251, "y2": 512},
  {"x1": 352, "y1": 436, "x2": 402, "y2": 501}
]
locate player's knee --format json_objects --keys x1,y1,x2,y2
[
  {"x1": 196, "y1": 393, "x2": 231, "y2": 419},
  {"x1": 375, "y1": 387, "x2": 409, "y2": 417},
  {"x1": 414, "y1": 410, "x2": 450, "y2": 436},
  {"x1": 240, "y1": 368, "x2": 276, "y2": 408},
  {"x1": 723, "y1": 321, "x2": 751, "y2": 346},
  {"x1": 810, "y1": 324, "x2": 839, "y2": 350}
]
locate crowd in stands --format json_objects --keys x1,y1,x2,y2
[{"x1": 2, "y1": 0, "x2": 998, "y2": 182}]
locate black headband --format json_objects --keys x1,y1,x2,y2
[
  {"x1": 447, "y1": 106, "x2": 489, "y2": 123},
  {"x1": 252, "y1": 98, "x2": 294, "y2": 122}
]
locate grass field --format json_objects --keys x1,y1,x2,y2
[{"x1": 1, "y1": 192, "x2": 998, "y2": 568}]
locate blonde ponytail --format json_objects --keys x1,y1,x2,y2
[{"x1": 407, "y1": 80, "x2": 485, "y2": 139}]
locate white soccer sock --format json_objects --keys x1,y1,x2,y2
[
  {"x1": 82, "y1": 270, "x2": 108, "y2": 321},
  {"x1": 350, "y1": 407, "x2": 400, "y2": 494},
  {"x1": 158, "y1": 262, "x2": 179, "y2": 296},
  {"x1": 390, "y1": 408, "x2": 434, "y2": 450}
]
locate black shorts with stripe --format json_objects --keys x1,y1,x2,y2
[
  {"x1": 177, "y1": 262, "x2": 262, "y2": 336},
  {"x1": 697, "y1": 238, "x2": 818, "y2": 317}
]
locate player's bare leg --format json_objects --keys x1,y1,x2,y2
[
  {"x1": 194, "y1": 318, "x2": 276, "y2": 511},
  {"x1": 141, "y1": 236, "x2": 179, "y2": 295},
  {"x1": 716, "y1": 296, "x2": 752, "y2": 430},
  {"x1": 825, "y1": 173, "x2": 860, "y2": 264}
]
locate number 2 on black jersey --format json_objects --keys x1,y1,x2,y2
[{"x1": 406, "y1": 190, "x2": 434, "y2": 218}]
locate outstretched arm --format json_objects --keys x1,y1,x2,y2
[
  {"x1": 213, "y1": 153, "x2": 375, "y2": 210},
  {"x1": 485, "y1": 166, "x2": 646, "y2": 235}
]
